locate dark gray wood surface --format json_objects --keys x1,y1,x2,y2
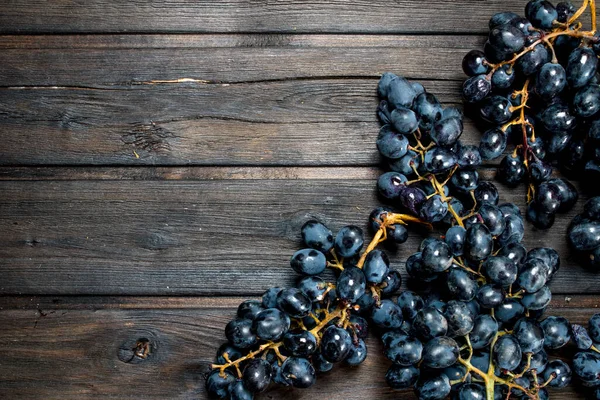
[{"x1": 0, "y1": 1, "x2": 597, "y2": 399}]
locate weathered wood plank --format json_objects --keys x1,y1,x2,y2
[
  {"x1": 0, "y1": 1, "x2": 528, "y2": 34},
  {"x1": 0, "y1": 299, "x2": 593, "y2": 399},
  {"x1": 0, "y1": 177, "x2": 595, "y2": 295},
  {"x1": 0, "y1": 80, "x2": 487, "y2": 166},
  {"x1": 0, "y1": 166, "x2": 380, "y2": 181},
  {"x1": 0, "y1": 35, "x2": 483, "y2": 86}
]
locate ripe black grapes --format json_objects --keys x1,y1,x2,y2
[{"x1": 461, "y1": 0, "x2": 600, "y2": 229}]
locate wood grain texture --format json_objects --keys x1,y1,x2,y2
[
  {"x1": 0, "y1": 176, "x2": 596, "y2": 296},
  {"x1": 0, "y1": 1, "x2": 527, "y2": 34},
  {"x1": 0, "y1": 34, "x2": 485, "y2": 167},
  {"x1": 0, "y1": 298, "x2": 594, "y2": 400},
  {"x1": 0, "y1": 79, "x2": 487, "y2": 166},
  {"x1": 0, "y1": 35, "x2": 483, "y2": 86}
]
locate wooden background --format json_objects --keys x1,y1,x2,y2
[{"x1": 0, "y1": 1, "x2": 598, "y2": 399}]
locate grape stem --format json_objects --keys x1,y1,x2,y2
[
  {"x1": 357, "y1": 212, "x2": 432, "y2": 269},
  {"x1": 458, "y1": 333, "x2": 538, "y2": 400}
]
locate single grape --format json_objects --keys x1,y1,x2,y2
[
  {"x1": 479, "y1": 128, "x2": 507, "y2": 160},
  {"x1": 463, "y1": 74, "x2": 492, "y2": 103},
  {"x1": 498, "y1": 214, "x2": 525, "y2": 246},
  {"x1": 484, "y1": 256, "x2": 518, "y2": 287},
  {"x1": 206, "y1": 369, "x2": 236, "y2": 399},
  {"x1": 479, "y1": 95, "x2": 513, "y2": 124},
  {"x1": 541, "y1": 316, "x2": 572, "y2": 349},
  {"x1": 457, "y1": 144, "x2": 482, "y2": 169},
  {"x1": 493, "y1": 334, "x2": 522, "y2": 371},
  {"x1": 226, "y1": 319, "x2": 257, "y2": 349},
  {"x1": 345, "y1": 338, "x2": 368, "y2": 366},
  {"x1": 228, "y1": 379, "x2": 253, "y2": 400},
  {"x1": 513, "y1": 317, "x2": 545, "y2": 354},
  {"x1": 377, "y1": 126, "x2": 409, "y2": 159},
  {"x1": 391, "y1": 107, "x2": 419, "y2": 135},
  {"x1": 521, "y1": 285, "x2": 552, "y2": 310},
  {"x1": 290, "y1": 248, "x2": 327, "y2": 276},
  {"x1": 498, "y1": 242, "x2": 527, "y2": 266},
  {"x1": 447, "y1": 267, "x2": 478, "y2": 302},
  {"x1": 421, "y1": 336, "x2": 459, "y2": 369},
  {"x1": 456, "y1": 383, "x2": 486, "y2": 400},
  {"x1": 414, "y1": 92, "x2": 443, "y2": 131},
  {"x1": 397, "y1": 290, "x2": 425, "y2": 321},
  {"x1": 444, "y1": 300, "x2": 475, "y2": 337},
  {"x1": 423, "y1": 146, "x2": 458, "y2": 174},
  {"x1": 237, "y1": 300, "x2": 265, "y2": 321},
  {"x1": 389, "y1": 150, "x2": 421, "y2": 175},
  {"x1": 413, "y1": 306, "x2": 448, "y2": 341},
  {"x1": 419, "y1": 194, "x2": 449, "y2": 223},
  {"x1": 371, "y1": 299, "x2": 404, "y2": 329},
  {"x1": 430, "y1": 117, "x2": 463, "y2": 147},
  {"x1": 470, "y1": 314, "x2": 499, "y2": 350},
  {"x1": 384, "y1": 332, "x2": 423, "y2": 366},
  {"x1": 589, "y1": 313, "x2": 600, "y2": 342},
  {"x1": 517, "y1": 258, "x2": 550, "y2": 293},
  {"x1": 573, "y1": 351, "x2": 600, "y2": 386},
  {"x1": 262, "y1": 287, "x2": 282, "y2": 309},
  {"x1": 566, "y1": 47, "x2": 598, "y2": 89},
  {"x1": 334, "y1": 225, "x2": 364, "y2": 258},
  {"x1": 387, "y1": 76, "x2": 418, "y2": 109},
  {"x1": 492, "y1": 64, "x2": 515, "y2": 90},
  {"x1": 381, "y1": 269, "x2": 403, "y2": 296},
  {"x1": 283, "y1": 331, "x2": 317, "y2": 357},
  {"x1": 242, "y1": 359, "x2": 272, "y2": 393},
  {"x1": 463, "y1": 49, "x2": 490, "y2": 76},
  {"x1": 386, "y1": 365, "x2": 420, "y2": 389},
  {"x1": 573, "y1": 84, "x2": 600, "y2": 118},
  {"x1": 477, "y1": 284, "x2": 505, "y2": 309},
  {"x1": 363, "y1": 249, "x2": 390, "y2": 285},
  {"x1": 297, "y1": 276, "x2": 327, "y2": 302},
  {"x1": 276, "y1": 288, "x2": 312, "y2": 318},
  {"x1": 422, "y1": 239, "x2": 453, "y2": 272},
  {"x1": 399, "y1": 186, "x2": 428, "y2": 216},
  {"x1": 516, "y1": 43, "x2": 549, "y2": 76},
  {"x1": 474, "y1": 181, "x2": 500, "y2": 206},
  {"x1": 489, "y1": 11, "x2": 520, "y2": 29},
  {"x1": 535, "y1": 62, "x2": 567, "y2": 98},
  {"x1": 464, "y1": 223, "x2": 493, "y2": 262},
  {"x1": 451, "y1": 169, "x2": 479, "y2": 193},
  {"x1": 525, "y1": 0, "x2": 558, "y2": 29},
  {"x1": 572, "y1": 324, "x2": 594, "y2": 350},
  {"x1": 320, "y1": 325, "x2": 352, "y2": 363},
  {"x1": 542, "y1": 359, "x2": 572, "y2": 388},
  {"x1": 378, "y1": 72, "x2": 397, "y2": 98},
  {"x1": 498, "y1": 153, "x2": 526, "y2": 186},
  {"x1": 568, "y1": 221, "x2": 600, "y2": 251},
  {"x1": 495, "y1": 298, "x2": 525, "y2": 326},
  {"x1": 301, "y1": 220, "x2": 334, "y2": 253},
  {"x1": 252, "y1": 308, "x2": 291, "y2": 341}
]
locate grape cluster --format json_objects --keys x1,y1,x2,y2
[
  {"x1": 377, "y1": 72, "x2": 494, "y2": 227},
  {"x1": 568, "y1": 196, "x2": 600, "y2": 270},
  {"x1": 379, "y1": 213, "x2": 573, "y2": 399},
  {"x1": 461, "y1": 0, "x2": 600, "y2": 229},
  {"x1": 205, "y1": 218, "x2": 420, "y2": 399}
]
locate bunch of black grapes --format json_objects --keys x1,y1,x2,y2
[
  {"x1": 377, "y1": 72, "x2": 498, "y2": 226},
  {"x1": 205, "y1": 219, "x2": 407, "y2": 399},
  {"x1": 462, "y1": 0, "x2": 600, "y2": 229},
  {"x1": 377, "y1": 215, "x2": 570, "y2": 399}
]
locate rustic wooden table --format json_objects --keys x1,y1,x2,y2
[{"x1": 0, "y1": 1, "x2": 598, "y2": 399}]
